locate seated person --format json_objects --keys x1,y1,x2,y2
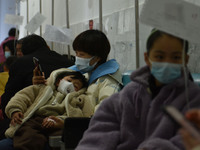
[
  {"x1": 0, "y1": 29, "x2": 121, "y2": 150},
  {"x1": 0, "y1": 56, "x2": 18, "y2": 96},
  {"x1": 0, "y1": 56, "x2": 18, "y2": 123},
  {"x1": 0, "y1": 28, "x2": 18, "y2": 71},
  {"x1": 3, "y1": 40, "x2": 16, "y2": 58},
  {"x1": 1, "y1": 34, "x2": 74, "y2": 119},
  {"x1": 0, "y1": 56, "x2": 18, "y2": 140},
  {"x1": 0, "y1": 68, "x2": 88, "y2": 150},
  {"x1": 33, "y1": 30, "x2": 122, "y2": 113},
  {"x1": 75, "y1": 29, "x2": 200, "y2": 150}
]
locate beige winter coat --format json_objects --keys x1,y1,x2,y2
[
  {"x1": 84, "y1": 70, "x2": 122, "y2": 112},
  {"x1": 5, "y1": 68, "x2": 93, "y2": 138}
]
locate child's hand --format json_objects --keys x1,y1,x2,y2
[
  {"x1": 42, "y1": 116, "x2": 64, "y2": 129},
  {"x1": 48, "y1": 116, "x2": 64, "y2": 129},
  {"x1": 11, "y1": 111, "x2": 23, "y2": 126},
  {"x1": 42, "y1": 117, "x2": 56, "y2": 128}
]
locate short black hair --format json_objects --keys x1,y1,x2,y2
[
  {"x1": 55, "y1": 71, "x2": 88, "y2": 88},
  {"x1": 3, "y1": 56, "x2": 18, "y2": 70},
  {"x1": 8, "y1": 28, "x2": 19, "y2": 37},
  {"x1": 146, "y1": 29, "x2": 189, "y2": 54},
  {"x1": 3, "y1": 40, "x2": 17, "y2": 55},
  {"x1": 20, "y1": 34, "x2": 48, "y2": 55},
  {"x1": 17, "y1": 39, "x2": 23, "y2": 45},
  {"x1": 73, "y1": 30, "x2": 110, "y2": 65}
]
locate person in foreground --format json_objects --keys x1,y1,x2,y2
[
  {"x1": 75, "y1": 29, "x2": 200, "y2": 150},
  {"x1": 0, "y1": 68, "x2": 88, "y2": 150}
]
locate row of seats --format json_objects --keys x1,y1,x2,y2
[{"x1": 49, "y1": 117, "x2": 91, "y2": 150}]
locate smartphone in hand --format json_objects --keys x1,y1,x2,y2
[
  {"x1": 33, "y1": 57, "x2": 43, "y2": 75},
  {"x1": 163, "y1": 105, "x2": 200, "y2": 140}
]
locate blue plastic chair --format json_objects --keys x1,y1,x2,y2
[
  {"x1": 191, "y1": 73, "x2": 200, "y2": 87},
  {"x1": 122, "y1": 70, "x2": 133, "y2": 86}
]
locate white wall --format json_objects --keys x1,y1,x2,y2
[
  {"x1": 0, "y1": 0, "x2": 16, "y2": 42},
  {"x1": 19, "y1": 0, "x2": 136, "y2": 36},
  {"x1": 18, "y1": 0, "x2": 200, "y2": 73},
  {"x1": 19, "y1": 0, "x2": 139, "y2": 72}
]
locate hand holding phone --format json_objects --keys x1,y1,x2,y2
[
  {"x1": 33, "y1": 57, "x2": 43, "y2": 76},
  {"x1": 163, "y1": 105, "x2": 200, "y2": 141}
]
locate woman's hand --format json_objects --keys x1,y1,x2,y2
[
  {"x1": 11, "y1": 111, "x2": 24, "y2": 126},
  {"x1": 185, "y1": 109, "x2": 200, "y2": 128},
  {"x1": 180, "y1": 128, "x2": 200, "y2": 150},
  {"x1": 32, "y1": 66, "x2": 46, "y2": 85},
  {"x1": 180, "y1": 109, "x2": 200, "y2": 150}
]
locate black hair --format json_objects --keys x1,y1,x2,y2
[
  {"x1": 3, "y1": 56, "x2": 18, "y2": 70},
  {"x1": 17, "y1": 39, "x2": 23, "y2": 45},
  {"x1": 8, "y1": 28, "x2": 19, "y2": 37},
  {"x1": 3, "y1": 40, "x2": 17, "y2": 55},
  {"x1": 146, "y1": 29, "x2": 189, "y2": 54},
  {"x1": 55, "y1": 71, "x2": 88, "y2": 88},
  {"x1": 20, "y1": 34, "x2": 48, "y2": 55},
  {"x1": 73, "y1": 30, "x2": 110, "y2": 65}
]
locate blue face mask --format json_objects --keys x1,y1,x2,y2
[
  {"x1": 150, "y1": 61, "x2": 182, "y2": 84},
  {"x1": 75, "y1": 56, "x2": 97, "y2": 73},
  {"x1": 5, "y1": 51, "x2": 11, "y2": 58}
]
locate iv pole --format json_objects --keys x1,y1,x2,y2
[
  {"x1": 51, "y1": 0, "x2": 54, "y2": 50},
  {"x1": 26, "y1": 0, "x2": 29, "y2": 35},
  {"x1": 39, "y1": 0, "x2": 42, "y2": 36},
  {"x1": 99, "y1": 0, "x2": 103, "y2": 31},
  {"x1": 135, "y1": 0, "x2": 140, "y2": 68},
  {"x1": 66, "y1": 0, "x2": 71, "y2": 60}
]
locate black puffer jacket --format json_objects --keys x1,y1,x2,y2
[{"x1": 1, "y1": 46, "x2": 74, "y2": 117}]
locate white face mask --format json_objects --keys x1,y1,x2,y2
[
  {"x1": 75, "y1": 56, "x2": 97, "y2": 73},
  {"x1": 57, "y1": 79, "x2": 75, "y2": 95}
]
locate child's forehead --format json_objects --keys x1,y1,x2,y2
[
  {"x1": 62, "y1": 74, "x2": 75, "y2": 78},
  {"x1": 62, "y1": 75, "x2": 82, "y2": 82}
]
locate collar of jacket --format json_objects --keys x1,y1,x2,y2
[{"x1": 69, "y1": 59, "x2": 119, "y2": 85}]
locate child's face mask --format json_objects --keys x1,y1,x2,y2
[
  {"x1": 150, "y1": 60, "x2": 182, "y2": 84},
  {"x1": 75, "y1": 56, "x2": 97, "y2": 73},
  {"x1": 57, "y1": 79, "x2": 75, "y2": 95}
]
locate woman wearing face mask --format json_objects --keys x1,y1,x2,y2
[
  {"x1": 33, "y1": 29, "x2": 122, "y2": 112},
  {"x1": 0, "y1": 68, "x2": 90, "y2": 150},
  {"x1": 0, "y1": 28, "x2": 18, "y2": 72},
  {"x1": 75, "y1": 29, "x2": 200, "y2": 150},
  {"x1": 3, "y1": 40, "x2": 16, "y2": 59}
]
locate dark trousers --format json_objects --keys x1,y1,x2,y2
[
  {"x1": 13, "y1": 116, "x2": 62, "y2": 150},
  {"x1": 0, "y1": 118, "x2": 10, "y2": 140}
]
